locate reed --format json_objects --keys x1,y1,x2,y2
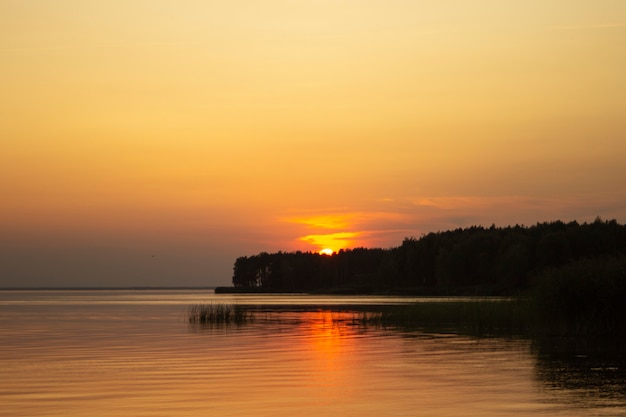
[
  {"x1": 376, "y1": 256, "x2": 626, "y2": 337},
  {"x1": 529, "y1": 255, "x2": 626, "y2": 336},
  {"x1": 192, "y1": 254, "x2": 626, "y2": 336},
  {"x1": 188, "y1": 303, "x2": 253, "y2": 325},
  {"x1": 373, "y1": 299, "x2": 532, "y2": 335}
]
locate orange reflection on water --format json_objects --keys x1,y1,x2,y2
[
  {"x1": 297, "y1": 310, "x2": 361, "y2": 398},
  {"x1": 306, "y1": 311, "x2": 353, "y2": 354}
]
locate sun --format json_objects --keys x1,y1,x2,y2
[{"x1": 319, "y1": 248, "x2": 335, "y2": 256}]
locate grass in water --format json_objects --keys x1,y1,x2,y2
[
  {"x1": 356, "y1": 255, "x2": 626, "y2": 337},
  {"x1": 188, "y1": 303, "x2": 253, "y2": 325},
  {"x1": 529, "y1": 255, "x2": 626, "y2": 337},
  {"x1": 191, "y1": 254, "x2": 626, "y2": 337},
  {"x1": 362, "y1": 299, "x2": 531, "y2": 336}
]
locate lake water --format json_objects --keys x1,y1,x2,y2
[{"x1": 1, "y1": 289, "x2": 625, "y2": 416}]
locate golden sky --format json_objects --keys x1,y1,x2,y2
[{"x1": 2, "y1": 1, "x2": 626, "y2": 287}]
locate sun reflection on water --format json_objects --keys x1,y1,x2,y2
[{"x1": 294, "y1": 311, "x2": 361, "y2": 405}]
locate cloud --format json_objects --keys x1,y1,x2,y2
[
  {"x1": 299, "y1": 232, "x2": 360, "y2": 251},
  {"x1": 287, "y1": 214, "x2": 353, "y2": 230},
  {"x1": 282, "y1": 190, "x2": 626, "y2": 252},
  {"x1": 286, "y1": 210, "x2": 411, "y2": 250}
]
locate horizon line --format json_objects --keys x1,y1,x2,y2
[{"x1": 0, "y1": 286, "x2": 217, "y2": 291}]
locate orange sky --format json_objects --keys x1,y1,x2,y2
[{"x1": 2, "y1": 1, "x2": 626, "y2": 287}]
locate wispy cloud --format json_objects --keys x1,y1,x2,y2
[
  {"x1": 282, "y1": 190, "x2": 626, "y2": 251},
  {"x1": 285, "y1": 210, "x2": 412, "y2": 250},
  {"x1": 299, "y1": 232, "x2": 360, "y2": 251},
  {"x1": 287, "y1": 214, "x2": 353, "y2": 230}
]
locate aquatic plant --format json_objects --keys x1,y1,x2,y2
[
  {"x1": 197, "y1": 252, "x2": 626, "y2": 337},
  {"x1": 375, "y1": 255, "x2": 626, "y2": 337},
  {"x1": 372, "y1": 299, "x2": 531, "y2": 335},
  {"x1": 188, "y1": 303, "x2": 253, "y2": 325},
  {"x1": 530, "y1": 255, "x2": 626, "y2": 336}
]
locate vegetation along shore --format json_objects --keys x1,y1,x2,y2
[{"x1": 206, "y1": 218, "x2": 626, "y2": 337}]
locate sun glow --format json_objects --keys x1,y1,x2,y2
[
  {"x1": 319, "y1": 248, "x2": 335, "y2": 256},
  {"x1": 301, "y1": 232, "x2": 358, "y2": 253}
]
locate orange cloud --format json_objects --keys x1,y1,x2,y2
[
  {"x1": 288, "y1": 214, "x2": 354, "y2": 230},
  {"x1": 286, "y1": 213, "x2": 361, "y2": 252},
  {"x1": 299, "y1": 232, "x2": 360, "y2": 252},
  {"x1": 285, "y1": 210, "x2": 412, "y2": 252}
]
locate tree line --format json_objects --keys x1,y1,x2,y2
[{"x1": 229, "y1": 218, "x2": 626, "y2": 295}]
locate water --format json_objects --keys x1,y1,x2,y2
[{"x1": 1, "y1": 289, "x2": 625, "y2": 416}]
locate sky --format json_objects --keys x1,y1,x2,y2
[{"x1": 2, "y1": 1, "x2": 626, "y2": 288}]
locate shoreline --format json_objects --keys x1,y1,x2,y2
[{"x1": 213, "y1": 285, "x2": 511, "y2": 296}]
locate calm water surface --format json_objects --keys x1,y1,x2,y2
[{"x1": 1, "y1": 290, "x2": 625, "y2": 416}]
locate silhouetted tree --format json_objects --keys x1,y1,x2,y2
[{"x1": 230, "y1": 219, "x2": 626, "y2": 295}]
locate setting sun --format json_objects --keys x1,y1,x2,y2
[
  {"x1": 319, "y1": 248, "x2": 335, "y2": 256},
  {"x1": 301, "y1": 232, "x2": 358, "y2": 254},
  {"x1": 1, "y1": 0, "x2": 625, "y2": 290}
]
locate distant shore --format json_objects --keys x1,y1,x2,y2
[
  {"x1": 213, "y1": 285, "x2": 506, "y2": 296},
  {"x1": 0, "y1": 286, "x2": 216, "y2": 291}
]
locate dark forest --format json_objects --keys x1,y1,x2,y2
[{"x1": 225, "y1": 218, "x2": 626, "y2": 295}]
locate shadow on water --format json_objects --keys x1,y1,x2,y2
[
  {"x1": 532, "y1": 336, "x2": 626, "y2": 404},
  {"x1": 189, "y1": 302, "x2": 626, "y2": 412},
  {"x1": 386, "y1": 311, "x2": 626, "y2": 407}
]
